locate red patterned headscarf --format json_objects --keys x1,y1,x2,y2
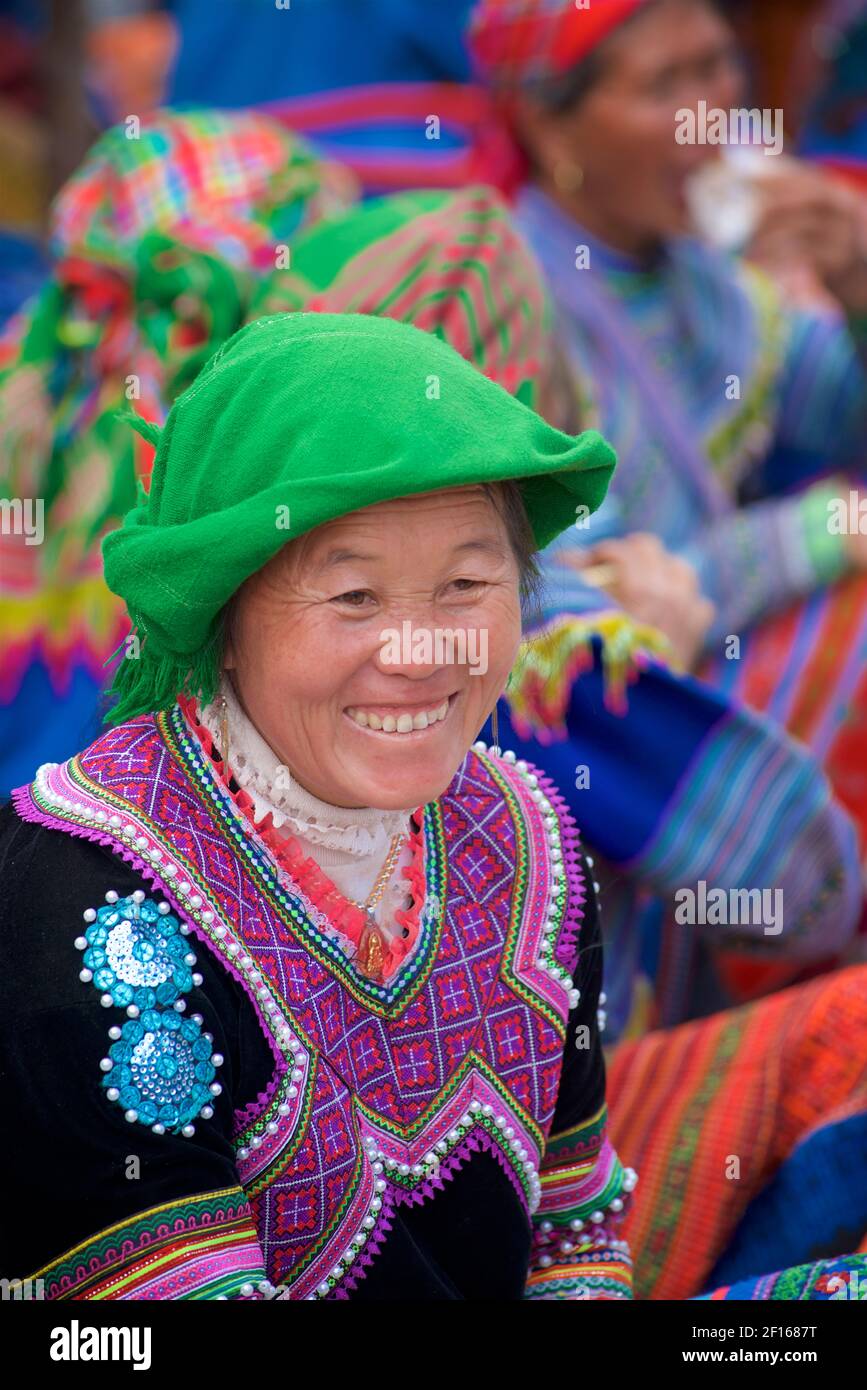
[{"x1": 468, "y1": 0, "x2": 650, "y2": 90}]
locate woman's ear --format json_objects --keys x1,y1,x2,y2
[{"x1": 513, "y1": 95, "x2": 574, "y2": 185}]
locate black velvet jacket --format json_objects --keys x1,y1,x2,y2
[{"x1": 0, "y1": 798, "x2": 617, "y2": 1301}]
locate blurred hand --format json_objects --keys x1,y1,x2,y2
[
  {"x1": 746, "y1": 162, "x2": 867, "y2": 314},
  {"x1": 560, "y1": 533, "x2": 715, "y2": 671}
]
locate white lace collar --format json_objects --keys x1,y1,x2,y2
[{"x1": 196, "y1": 675, "x2": 413, "y2": 862}]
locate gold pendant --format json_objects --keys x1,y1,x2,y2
[{"x1": 356, "y1": 915, "x2": 385, "y2": 983}]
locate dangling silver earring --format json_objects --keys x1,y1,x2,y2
[
  {"x1": 217, "y1": 693, "x2": 229, "y2": 771},
  {"x1": 490, "y1": 703, "x2": 501, "y2": 758}
]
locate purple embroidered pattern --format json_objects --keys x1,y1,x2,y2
[{"x1": 14, "y1": 708, "x2": 587, "y2": 1299}]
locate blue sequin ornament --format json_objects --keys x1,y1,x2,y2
[
  {"x1": 80, "y1": 891, "x2": 191, "y2": 1009},
  {"x1": 76, "y1": 890, "x2": 222, "y2": 1137},
  {"x1": 103, "y1": 1013, "x2": 217, "y2": 1131}
]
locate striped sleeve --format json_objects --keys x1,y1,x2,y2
[
  {"x1": 682, "y1": 484, "x2": 853, "y2": 654},
  {"x1": 525, "y1": 1105, "x2": 635, "y2": 1300},
  {"x1": 524, "y1": 861, "x2": 634, "y2": 1300},
  {"x1": 28, "y1": 1189, "x2": 266, "y2": 1301}
]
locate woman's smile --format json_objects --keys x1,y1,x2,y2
[{"x1": 344, "y1": 691, "x2": 459, "y2": 737}]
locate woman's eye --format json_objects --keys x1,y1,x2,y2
[
  {"x1": 331, "y1": 590, "x2": 374, "y2": 608},
  {"x1": 448, "y1": 578, "x2": 483, "y2": 593}
]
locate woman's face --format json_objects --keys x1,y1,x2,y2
[
  {"x1": 224, "y1": 486, "x2": 523, "y2": 811},
  {"x1": 517, "y1": 0, "x2": 743, "y2": 251}
]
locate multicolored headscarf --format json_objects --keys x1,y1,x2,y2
[
  {"x1": 0, "y1": 109, "x2": 357, "y2": 701},
  {"x1": 51, "y1": 107, "x2": 356, "y2": 272},
  {"x1": 250, "y1": 185, "x2": 558, "y2": 410},
  {"x1": 468, "y1": 0, "x2": 650, "y2": 90}
]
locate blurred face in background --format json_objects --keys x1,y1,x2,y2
[{"x1": 515, "y1": 0, "x2": 743, "y2": 255}]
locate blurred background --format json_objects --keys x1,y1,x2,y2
[
  {"x1": 2, "y1": 0, "x2": 866, "y2": 322},
  {"x1": 4, "y1": 5, "x2": 867, "y2": 1303},
  {"x1": 2, "y1": 0, "x2": 867, "y2": 798}
]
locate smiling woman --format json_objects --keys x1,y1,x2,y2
[
  {"x1": 221, "y1": 485, "x2": 523, "y2": 812},
  {"x1": 0, "y1": 310, "x2": 639, "y2": 1301}
]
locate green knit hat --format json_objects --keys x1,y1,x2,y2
[{"x1": 102, "y1": 310, "x2": 615, "y2": 723}]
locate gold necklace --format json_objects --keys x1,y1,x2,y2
[{"x1": 351, "y1": 833, "x2": 405, "y2": 913}]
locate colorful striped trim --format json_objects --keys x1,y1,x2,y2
[
  {"x1": 526, "y1": 1104, "x2": 634, "y2": 1299},
  {"x1": 536, "y1": 1100, "x2": 630, "y2": 1234},
  {"x1": 546, "y1": 1101, "x2": 608, "y2": 1160},
  {"x1": 525, "y1": 1245, "x2": 634, "y2": 1300},
  {"x1": 31, "y1": 1188, "x2": 266, "y2": 1300}
]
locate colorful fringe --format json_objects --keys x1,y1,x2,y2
[
  {"x1": 606, "y1": 964, "x2": 867, "y2": 1300},
  {"x1": 507, "y1": 612, "x2": 671, "y2": 740}
]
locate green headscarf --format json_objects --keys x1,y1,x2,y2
[{"x1": 103, "y1": 311, "x2": 615, "y2": 723}]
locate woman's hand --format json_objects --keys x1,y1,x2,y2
[
  {"x1": 746, "y1": 163, "x2": 867, "y2": 315},
  {"x1": 560, "y1": 533, "x2": 715, "y2": 671}
]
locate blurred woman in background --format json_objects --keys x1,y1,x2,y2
[{"x1": 469, "y1": 0, "x2": 867, "y2": 862}]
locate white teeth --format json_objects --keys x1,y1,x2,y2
[{"x1": 347, "y1": 698, "x2": 451, "y2": 734}]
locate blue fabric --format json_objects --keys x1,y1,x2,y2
[
  {"x1": 0, "y1": 233, "x2": 47, "y2": 329},
  {"x1": 499, "y1": 639, "x2": 727, "y2": 865},
  {"x1": 167, "y1": 0, "x2": 480, "y2": 195},
  {"x1": 704, "y1": 1113, "x2": 867, "y2": 1291},
  {"x1": 168, "y1": 0, "x2": 474, "y2": 108},
  {"x1": 0, "y1": 660, "x2": 106, "y2": 800}
]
